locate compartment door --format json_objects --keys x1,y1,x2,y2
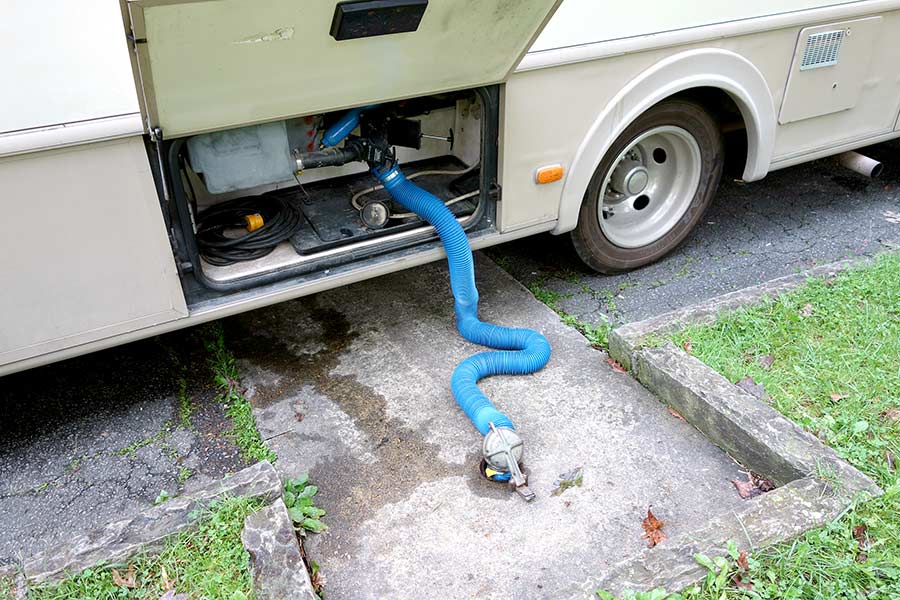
[{"x1": 126, "y1": 0, "x2": 561, "y2": 138}]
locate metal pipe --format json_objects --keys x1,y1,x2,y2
[
  {"x1": 837, "y1": 151, "x2": 883, "y2": 178},
  {"x1": 294, "y1": 146, "x2": 360, "y2": 171}
]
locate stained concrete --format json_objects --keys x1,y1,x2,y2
[{"x1": 234, "y1": 255, "x2": 751, "y2": 599}]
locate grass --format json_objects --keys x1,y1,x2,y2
[
  {"x1": 29, "y1": 496, "x2": 261, "y2": 600},
  {"x1": 672, "y1": 254, "x2": 899, "y2": 488},
  {"x1": 204, "y1": 323, "x2": 277, "y2": 464},
  {"x1": 0, "y1": 577, "x2": 14, "y2": 600},
  {"x1": 118, "y1": 429, "x2": 169, "y2": 457},
  {"x1": 178, "y1": 376, "x2": 194, "y2": 430},
  {"x1": 601, "y1": 254, "x2": 900, "y2": 599},
  {"x1": 528, "y1": 282, "x2": 612, "y2": 350}
]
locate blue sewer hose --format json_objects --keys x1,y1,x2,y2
[
  {"x1": 371, "y1": 165, "x2": 552, "y2": 441},
  {"x1": 324, "y1": 110, "x2": 551, "y2": 478}
]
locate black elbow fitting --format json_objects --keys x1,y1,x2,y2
[{"x1": 294, "y1": 145, "x2": 362, "y2": 171}]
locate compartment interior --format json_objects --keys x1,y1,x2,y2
[{"x1": 163, "y1": 87, "x2": 498, "y2": 306}]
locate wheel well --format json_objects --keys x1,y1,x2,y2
[{"x1": 667, "y1": 87, "x2": 749, "y2": 178}]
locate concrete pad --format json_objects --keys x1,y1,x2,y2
[{"x1": 230, "y1": 254, "x2": 750, "y2": 599}]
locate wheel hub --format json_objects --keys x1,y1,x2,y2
[
  {"x1": 610, "y1": 160, "x2": 650, "y2": 196},
  {"x1": 596, "y1": 125, "x2": 702, "y2": 249}
]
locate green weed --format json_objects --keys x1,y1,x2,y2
[
  {"x1": 177, "y1": 466, "x2": 193, "y2": 486},
  {"x1": 204, "y1": 324, "x2": 276, "y2": 464},
  {"x1": 529, "y1": 282, "x2": 611, "y2": 350},
  {"x1": 29, "y1": 496, "x2": 261, "y2": 600},
  {"x1": 283, "y1": 475, "x2": 327, "y2": 535},
  {"x1": 0, "y1": 577, "x2": 15, "y2": 600}
]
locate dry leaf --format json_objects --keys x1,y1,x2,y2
[
  {"x1": 853, "y1": 524, "x2": 869, "y2": 563},
  {"x1": 159, "y1": 590, "x2": 190, "y2": 600},
  {"x1": 667, "y1": 407, "x2": 686, "y2": 422},
  {"x1": 731, "y1": 472, "x2": 774, "y2": 499},
  {"x1": 736, "y1": 375, "x2": 771, "y2": 403},
  {"x1": 731, "y1": 477, "x2": 756, "y2": 499},
  {"x1": 881, "y1": 408, "x2": 900, "y2": 421},
  {"x1": 756, "y1": 354, "x2": 775, "y2": 370},
  {"x1": 732, "y1": 574, "x2": 754, "y2": 591},
  {"x1": 829, "y1": 393, "x2": 850, "y2": 401},
  {"x1": 730, "y1": 549, "x2": 753, "y2": 589},
  {"x1": 883, "y1": 210, "x2": 900, "y2": 224},
  {"x1": 640, "y1": 507, "x2": 667, "y2": 548},
  {"x1": 112, "y1": 565, "x2": 136, "y2": 589},
  {"x1": 311, "y1": 569, "x2": 327, "y2": 595},
  {"x1": 605, "y1": 357, "x2": 627, "y2": 374},
  {"x1": 800, "y1": 303, "x2": 814, "y2": 317},
  {"x1": 160, "y1": 565, "x2": 172, "y2": 591},
  {"x1": 757, "y1": 477, "x2": 775, "y2": 492},
  {"x1": 682, "y1": 340, "x2": 693, "y2": 354},
  {"x1": 887, "y1": 450, "x2": 895, "y2": 472}
]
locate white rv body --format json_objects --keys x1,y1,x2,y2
[{"x1": 2, "y1": 0, "x2": 898, "y2": 375}]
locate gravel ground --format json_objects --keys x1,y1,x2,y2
[
  {"x1": 0, "y1": 328, "x2": 246, "y2": 566},
  {"x1": 488, "y1": 139, "x2": 900, "y2": 327}
]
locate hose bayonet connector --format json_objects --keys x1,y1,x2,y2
[{"x1": 483, "y1": 423, "x2": 535, "y2": 502}]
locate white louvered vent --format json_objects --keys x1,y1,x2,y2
[{"x1": 800, "y1": 30, "x2": 844, "y2": 70}]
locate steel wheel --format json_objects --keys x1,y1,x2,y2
[
  {"x1": 571, "y1": 99, "x2": 724, "y2": 273},
  {"x1": 597, "y1": 126, "x2": 702, "y2": 249}
]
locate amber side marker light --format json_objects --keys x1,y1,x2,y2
[{"x1": 535, "y1": 164, "x2": 564, "y2": 184}]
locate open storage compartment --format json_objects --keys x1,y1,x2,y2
[
  {"x1": 125, "y1": 0, "x2": 560, "y2": 137},
  {"x1": 159, "y1": 86, "x2": 499, "y2": 305},
  {"x1": 123, "y1": 0, "x2": 562, "y2": 307}
]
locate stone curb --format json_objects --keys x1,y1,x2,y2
[
  {"x1": 22, "y1": 460, "x2": 282, "y2": 586},
  {"x1": 241, "y1": 499, "x2": 319, "y2": 600},
  {"x1": 633, "y1": 344, "x2": 880, "y2": 495},
  {"x1": 603, "y1": 257, "x2": 882, "y2": 594},
  {"x1": 596, "y1": 477, "x2": 847, "y2": 593}
]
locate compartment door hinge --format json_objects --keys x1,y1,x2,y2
[{"x1": 149, "y1": 126, "x2": 171, "y2": 202}]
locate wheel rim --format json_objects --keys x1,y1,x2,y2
[{"x1": 596, "y1": 125, "x2": 702, "y2": 249}]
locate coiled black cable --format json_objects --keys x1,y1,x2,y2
[{"x1": 195, "y1": 195, "x2": 303, "y2": 266}]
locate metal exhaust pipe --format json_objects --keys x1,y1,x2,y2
[{"x1": 837, "y1": 151, "x2": 883, "y2": 178}]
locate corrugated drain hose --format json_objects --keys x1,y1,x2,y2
[
  {"x1": 321, "y1": 106, "x2": 551, "y2": 499},
  {"x1": 373, "y1": 164, "x2": 551, "y2": 496}
]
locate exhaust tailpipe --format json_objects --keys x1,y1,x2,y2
[{"x1": 837, "y1": 151, "x2": 883, "y2": 178}]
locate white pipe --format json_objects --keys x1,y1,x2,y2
[{"x1": 837, "y1": 151, "x2": 883, "y2": 178}]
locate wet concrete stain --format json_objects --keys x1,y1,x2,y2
[{"x1": 225, "y1": 298, "x2": 457, "y2": 530}]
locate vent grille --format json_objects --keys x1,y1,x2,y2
[{"x1": 800, "y1": 30, "x2": 844, "y2": 70}]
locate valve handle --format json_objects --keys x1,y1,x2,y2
[{"x1": 483, "y1": 423, "x2": 535, "y2": 502}]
